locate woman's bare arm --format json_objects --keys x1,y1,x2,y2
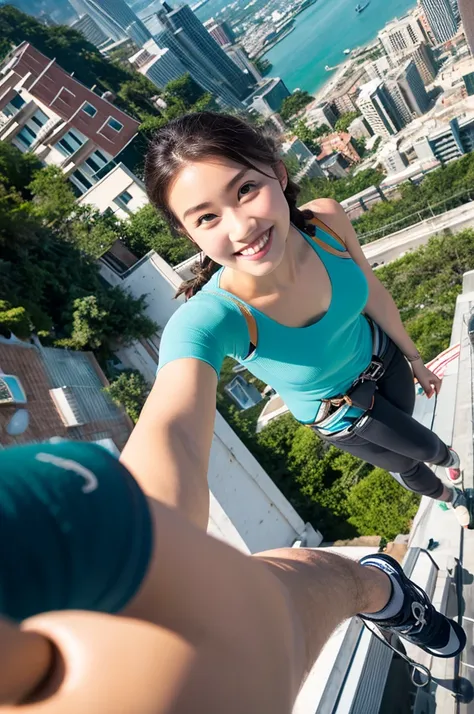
[{"x1": 120, "y1": 359, "x2": 218, "y2": 530}]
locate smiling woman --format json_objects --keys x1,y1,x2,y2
[{"x1": 121, "y1": 111, "x2": 469, "y2": 548}]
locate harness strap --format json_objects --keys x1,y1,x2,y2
[{"x1": 208, "y1": 215, "x2": 348, "y2": 352}]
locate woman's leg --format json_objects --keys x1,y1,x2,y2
[{"x1": 326, "y1": 344, "x2": 452, "y2": 500}]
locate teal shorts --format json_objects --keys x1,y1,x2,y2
[{"x1": 0, "y1": 441, "x2": 153, "y2": 621}]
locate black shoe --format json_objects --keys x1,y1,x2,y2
[{"x1": 359, "y1": 553, "x2": 466, "y2": 658}]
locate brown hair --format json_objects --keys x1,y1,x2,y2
[{"x1": 144, "y1": 111, "x2": 315, "y2": 298}]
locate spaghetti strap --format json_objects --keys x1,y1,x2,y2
[{"x1": 308, "y1": 216, "x2": 350, "y2": 258}]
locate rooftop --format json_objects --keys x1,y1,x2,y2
[{"x1": 357, "y1": 79, "x2": 384, "y2": 101}]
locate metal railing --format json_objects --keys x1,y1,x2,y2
[{"x1": 356, "y1": 186, "x2": 474, "y2": 244}]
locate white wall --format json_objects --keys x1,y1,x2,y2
[
  {"x1": 112, "y1": 251, "x2": 323, "y2": 553},
  {"x1": 78, "y1": 163, "x2": 149, "y2": 217}
]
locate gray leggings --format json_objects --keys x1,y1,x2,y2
[{"x1": 322, "y1": 340, "x2": 450, "y2": 499}]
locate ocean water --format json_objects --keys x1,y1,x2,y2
[{"x1": 260, "y1": 0, "x2": 417, "y2": 94}]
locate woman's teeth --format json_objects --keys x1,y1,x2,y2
[{"x1": 239, "y1": 230, "x2": 270, "y2": 256}]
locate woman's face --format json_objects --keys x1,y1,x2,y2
[{"x1": 167, "y1": 156, "x2": 291, "y2": 277}]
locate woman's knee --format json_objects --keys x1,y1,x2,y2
[{"x1": 398, "y1": 463, "x2": 444, "y2": 498}]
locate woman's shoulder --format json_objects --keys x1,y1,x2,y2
[
  {"x1": 299, "y1": 198, "x2": 351, "y2": 248},
  {"x1": 161, "y1": 289, "x2": 250, "y2": 351}
]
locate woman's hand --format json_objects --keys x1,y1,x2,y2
[{"x1": 412, "y1": 361, "x2": 442, "y2": 398}]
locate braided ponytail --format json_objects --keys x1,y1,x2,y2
[{"x1": 175, "y1": 254, "x2": 220, "y2": 299}]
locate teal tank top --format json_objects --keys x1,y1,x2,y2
[{"x1": 158, "y1": 222, "x2": 373, "y2": 424}]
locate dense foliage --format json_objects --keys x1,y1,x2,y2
[
  {"x1": 354, "y1": 151, "x2": 474, "y2": 242},
  {"x1": 104, "y1": 369, "x2": 151, "y2": 423},
  {"x1": 297, "y1": 168, "x2": 385, "y2": 205},
  {"x1": 280, "y1": 90, "x2": 313, "y2": 121},
  {"x1": 335, "y1": 111, "x2": 360, "y2": 133},
  {"x1": 0, "y1": 144, "x2": 156, "y2": 359}
]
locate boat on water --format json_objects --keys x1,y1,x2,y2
[
  {"x1": 355, "y1": 1, "x2": 370, "y2": 13},
  {"x1": 343, "y1": 48, "x2": 351, "y2": 55}
]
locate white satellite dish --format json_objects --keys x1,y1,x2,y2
[{"x1": 6, "y1": 409, "x2": 29, "y2": 436}]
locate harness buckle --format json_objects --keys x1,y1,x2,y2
[{"x1": 361, "y1": 357, "x2": 385, "y2": 382}]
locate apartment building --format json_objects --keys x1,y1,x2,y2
[{"x1": 0, "y1": 42, "x2": 139, "y2": 195}]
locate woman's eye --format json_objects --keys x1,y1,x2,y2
[
  {"x1": 239, "y1": 182, "x2": 257, "y2": 198},
  {"x1": 197, "y1": 213, "x2": 217, "y2": 226}
]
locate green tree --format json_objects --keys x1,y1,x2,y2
[
  {"x1": 254, "y1": 58, "x2": 272, "y2": 76},
  {"x1": 164, "y1": 73, "x2": 207, "y2": 108},
  {"x1": 347, "y1": 468, "x2": 420, "y2": 540},
  {"x1": 124, "y1": 203, "x2": 196, "y2": 263},
  {"x1": 280, "y1": 90, "x2": 313, "y2": 121},
  {"x1": 0, "y1": 142, "x2": 41, "y2": 194},
  {"x1": 28, "y1": 165, "x2": 76, "y2": 228},
  {"x1": 293, "y1": 120, "x2": 322, "y2": 154},
  {"x1": 335, "y1": 111, "x2": 360, "y2": 133},
  {"x1": 58, "y1": 288, "x2": 157, "y2": 353},
  {"x1": 0, "y1": 300, "x2": 31, "y2": 338},
  {"x1": 104, "y1": 369, "x2": 150, "y2": 422}
]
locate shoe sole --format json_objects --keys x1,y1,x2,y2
[
  {"x1": 454, "y1": 505, "x2": 471, "y2": 528},
  {"x1": 360, "y1": 554, "x2": 467, "y2": 658},
  {"x1": 447, "y1": 469, "x2": 463, "y2": 485}
]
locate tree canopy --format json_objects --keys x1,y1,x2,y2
[
  {"x1": 280, "y1": 90, "x2": 313, "y2": 121},
  {"x1": 335, "y1": 111, "x2": 360, "y2": 133},
  {"x1": 104, "y1": 369, "x2": 151, "y2": 423},
  {"x1": 0, "y1": 143, "x2": 157, "y2": 358}
]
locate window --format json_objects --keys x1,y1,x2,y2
[
  {"x1": 82, "y1": 102, "x2": 97, "y2": 117},
  {"x1": 85, "y1": 156, "x2": 102, "y2": 173},
  {"x1": 3, "y1": 93, "x2": 26, "y2": 116},
  {"x1": 107, "y1": 117, "x2": 123, "y2": 132},
  {"x1": 95, "y1": 149, "x2": 108, "y2": 163},
  {"x1": 31, "y1": 112, "x2": 47, "y2": 129},
  {"x1": 118, "y1": 190, "x2": 132, "y2": 205},
  {"x1": 0, "y1": 375, "x2": 27, "y2": 405},
  {"x1": 71, "y1": 169, "x2": 93, "y2": 191},
  {"x1": 55, "y1": 129, "x2": 85, "y2": 157},
  {"x1": 16, "y1": 126, "x2": 36, "y2": 147}
]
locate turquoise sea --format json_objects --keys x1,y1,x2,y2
[{"x1": 263, "y1": 0, "x2": 417, "y2": 94}]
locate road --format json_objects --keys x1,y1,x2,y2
[{"x1": 361, "y1": 200, "x2": 474, "y2": 266}]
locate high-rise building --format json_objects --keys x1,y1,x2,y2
[
  {"x1": 366, "y1": 56, "x2": 394, "y2": 81},
  {"x1": 143, "y1": 36, "x2": 243, "y2": 109},
  {"x1": 463, "y1": 71, "x2": 474, "y2": 96},
  {"x1": 164, "y1": 4, "x2": 252, "y2": 99},
  {"x1": 224, "y1": 46, "x2": 262, "y2": 83},
  {"x1": 384, "y1": 79, "x2": 413, "y2": 125},
  {"x1": 378, "y1": 15, "x2": 425, "y2": 57},
  {"x1": 69, "y1": 0, "x2": 151, "y2": 47},
  {"x1": 305, "y1": 100, "x2": 337, "y2": 129},
  {"x1": 70, "y1": 13, "x2": 111, "y2": 47},
  {"x1": 204, "y1": 18, "x2": 235, "y2": 47},
  {"x1": 394, "y1": 58, "x2": 431, "y2": 115},
  {"x1": 459, "y1": 0, "x2": 474, "y2": 56},
  {"x1": 399, "y1": 42, "x2": 437, "y2": 85},
  {"x1": 129, "y1": 46, "x2": 187, "y2": 89},
  {"x1": 356, "y1": 79, "x2": 405, "y2": 137},
  {"x1": 420, "y1": 0, "x2": 458, "y2": 44},
  {"x1": 413, "y1": 6, "x2": 436, "y2": 44},
  {"x1": 243, "y1": 77, "x2": 290, "y2": 117}
]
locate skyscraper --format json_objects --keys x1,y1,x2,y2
[
  {"x1": 356, "y1": 79, "x2": 405, "y2": 137},
  {"x1": 204, "y1": 18, "x2": 236, "y2": 47},
  {"x1": 393, "y1": 59, "x2": 431, "y2": 116},
  {"x1": 378, "y1": 16, "x2": 425, "y2": 57},
  {"x1": 420, "y1": 0, "x2": 458, "y2": 44},
  {"x1": 164, "y1": 5, "x2": 252, "y2": 99},
  {"x1": 69, "y1": 0, "x2": 151, "y2": 47},
  {"x1": 70, "y1": 13, "x2": 110, "y2": 48}
]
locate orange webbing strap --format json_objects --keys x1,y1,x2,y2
[
  {"x1": 207, "y1": 291, "x2": 258, "y2": 349},
  {"x1": 307, "y1": 215, "x2": 350, "y2": 258}
]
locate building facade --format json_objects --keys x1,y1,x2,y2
[
  {"x1": 394, "y1": 58, "x2": 431, "y2": 116},
  {"x1": 131, "y1": 46, "x2": 187, "y2": 89},
  {"x1": 70, "y1": 0, "x2": 151, "y2": 46},
  {"x1": 163, "y1": 4, "x2": 252, "y2": 100},
  {"x1": 400, "y1": 42, "x2": 437, "y2": 85},
  {"x1": 305, "y1": 100, "x2": 337, "y2": 129},
  {"x1": 356, "y1": 79, "x2": 405, "y2": 137},
  {"x1": 366, "y1": 55, "x2": 394, "y2": 81},
  {"x1": 378, "y1": 15, "x2": 425, "y2": 57},
  {"x1": 224, "y1": 45, "x2": 262, "y2": 82},
  {"x1": 204, "y1": 17, "x2": 235, "y2": 47},
  {"x1": 0, "y1": 339, "x2": 132, "y2": 451},
  {"x1": 244, "y1": 77, "x2": 290, "y2": 116},
  {"x1": 0, "y1": 43, "x2": 139, "y2": 195},
  {"x1": 420, "y1": 0, "x2": 458, "y2": 44},
  {"x1": 70, "y1": 13, "x2": 110, "y2": 48},
  {"x1": 77, "y1": 162, "x2": 148, "y2": 219}
]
